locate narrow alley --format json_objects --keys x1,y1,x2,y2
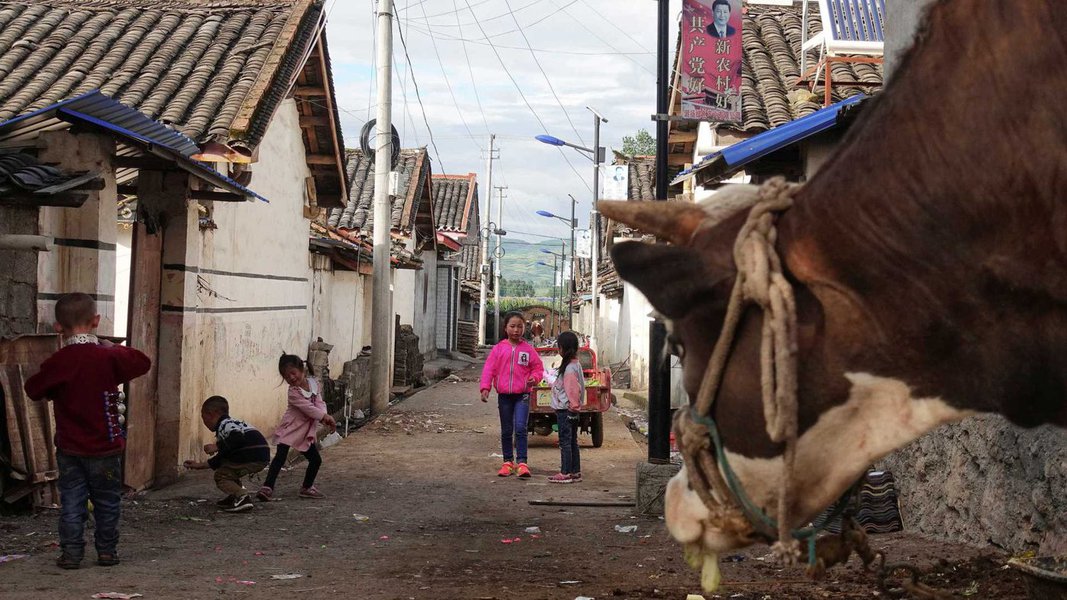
[{"x1": 0, "y1": 364, "x2": 1027, "y2": 599}]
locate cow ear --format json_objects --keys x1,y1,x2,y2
[{"x1": 611, "y1": 241, "x2": 718, "y2": 318}]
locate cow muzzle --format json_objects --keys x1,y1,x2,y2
[{"x1": 664, "y1": 464, "x2": 758, "y2": 592}]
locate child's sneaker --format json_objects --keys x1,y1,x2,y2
[
  {"x1": 255, "y1": 486, "x2": 273, "y2": 502},
  {"x1": 497, "y1": 461, "x2": 514, "y2": 477},
  {"x1": 223, "y1": 495, "x2": 254, "y2": 513},
  {"x1": 55, "y1": 553, "x2": 81, "y2": 570},
  {"x1": 215, "y1": 494, "x2": 236, "y2": 508},
  {"x1": 569, "y1": 472, "x2": 582, "y2": 483},
  {"x1": 515, "y1": 463, "x2": 532, "y2": 478},
  {"x1": 299, "y1": 486, "x2": 325, "y2": 499},
  {"x1": 548, "y1": 472, "x2": 573, "y2": 484}
]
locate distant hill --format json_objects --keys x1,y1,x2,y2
[{"x1": 495, "y1": 238, "x2": 569, "y2": 296}]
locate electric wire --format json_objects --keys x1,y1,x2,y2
[
  {"x1": 399, "y1": 1, "x2": 577, "y2": 44},
  {"x1": 459, "y1": 0, "x2": 591, "y2": 193},
  {"x1": 417, "y1": 0, "x2": 484, "y2": 154},
  {"x1": 503, "y1": 0, "x2": 585, "y2": 146},
  {"x1": 412, "y1": 0, "x2": 545, "y2": 29},
  {"x1": 452, "y1": 0, "x2": 492, "y2": 135},
  {"x1": 552, "y1": 0, "x2": 656, "y2": 77},
  {"x1": 577, "y1": 0, "x2": 654, "y2": 53},
  {"x1": 395, "y1": 15, "x2": 446, "y2": 172}
]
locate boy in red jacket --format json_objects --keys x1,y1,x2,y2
[{"x1": 24, "y1": 293, "x2": 151, "y2": 569}]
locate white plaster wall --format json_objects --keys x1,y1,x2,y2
[
  {"x1": 394, "y1": 246, "x2": 439, "y2": 357},
  {"x1": 114, "y1": 224, "x2": 132, "y2": 338},
  {"x1": 190, "y1": 99, "x2": 316, "y2": 441},
  {"x1": 310, "y1": 264, "x2": 368, "y2": 366},
  {"x1": 624, "y1": 282, "x2": 653, "y2": 391}
]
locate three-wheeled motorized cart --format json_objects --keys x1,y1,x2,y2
[{"x1": 528, "y1": 346, "x2": 612, "y2": 447}]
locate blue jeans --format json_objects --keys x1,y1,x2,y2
[
  {"x1": 57, "y1": 452, "x2": 123, "y2": 559},
  {"x1": 556, "y1": 410, "x2": 581, "y2": 474},
  {"x1": 497, "y1": 393, "x2": 530, "y2": 463}
]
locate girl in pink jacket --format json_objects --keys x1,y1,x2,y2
[
  {"x1": 257, "y1": 353, "x2": 337, "y2": 501},
  {"x1": 480, "y1": 311, "x2": 544, "y2": 478}
]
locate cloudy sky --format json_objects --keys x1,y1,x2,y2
[{"x1": 324, "y1": 0, "x2": 683, "y2": 245}]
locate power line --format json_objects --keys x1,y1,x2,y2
[
  {"x1": 412, "y1": 0, "x2": 545, "y2": 28},
  {"x1": 394, "y1": 15, "x2": 446, "y2": 172},
  {"x1": 452, "y1": 0, "x2": 491, "y2": 135},
  {"x1": 399, "y1": 0, "x2": 577, "y2": 44},
  {"x1": 417, "y1": 0, "x2": 483, "y2": 155},
  {"x1": 503, "y1": 0, "x2": 585, "y2": 146},
  {"x1": 399, "y1": 0, "x2": 492, "y2": 17},
  {"x1": 577, "y1": 0, "x2": 654, "y2": 54},
  {"x1": 460, "y1": 0, "x2": 591, "y2": 194},
  {"x1": 552, "y1": 0, "x2": 656, "y2": 77}
]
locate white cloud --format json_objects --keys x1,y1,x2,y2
[{"x1": 325, "y1": 0, "x2": 682, "y2": 240}]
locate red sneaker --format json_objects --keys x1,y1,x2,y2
[
  {"x1": 515, "y1": 463, "x2": 532, "y2": 478},
  {"x1": 497, "y1": 461, "x2": 514, "y2": 477},
  {"x1": 548, "y1": 472, "x2": 573, "y2": 484}
]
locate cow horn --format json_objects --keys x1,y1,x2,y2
[{"x1": 598, "y1": 200, "x2": 705, "y2": 245}]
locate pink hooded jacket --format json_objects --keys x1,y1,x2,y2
[
  {"x1": 272, "y1": 376, "x2": 326, "y2": 452},
  {"x1": 480, "y1": 339, "x2": 545, "y2": 395}
]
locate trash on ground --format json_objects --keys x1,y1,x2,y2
[
  {"x1": 0, "y1": 554, "x2": 29, "y2": 564},
  {"x1": 236, "y1": 580, "x2": 255, "y2": 585},
  {"x1": 614, "y1": 525, "x2": 638, "y2": 533},
  {"x1": 91, "y1": 594, "x2": 143, "y2": 599},
  {"x1": 352, "y1": 513, "x2": 370, "y2": 522},
  {"x1": 574, "y1": 596, "x2": 595, "y2": 600},
  {"x1": 270, "y1": 573, "x2": 304, "y2": 580},
  {"x1": 379, "y1": 535, "x2": 389, "y2": 541},
  {"x1": 559, "y1": 580, "x2": 580, "y2": 584},
  {"x1": 524, "y1": 526, "x2": 541, "y2": 534},
  {"x1": 489, "y1": 452, "x2": 504, "y2": 458},
  {"x1": 352, "y1": 409, "x2": 366, "y2": 420},
  {"x1": 685, "y1": 595, "x2": 706, "y2": 600},
  {"x1": 320, "y1": 432, "x2": 343, "y2": 449},
  {"x1": 723, "y1": 554, "x2": 745, "y2": 562},
  {"x1": 501, "y1": 537, "x2": 522, "y2": 544}
]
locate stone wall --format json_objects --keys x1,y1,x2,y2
[
  {"x1": 882, "y1": 416, "x2": 1067, "y2": 555},
  {"x1": 0, "y1": 207, "x2": 39, "y2": 337}
]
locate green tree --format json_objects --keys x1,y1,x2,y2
[{"x1": 621, "y1": 128, "x2": 656, "y2": 156}]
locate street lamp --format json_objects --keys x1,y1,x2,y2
[
  {"x1": 535, "y1": 108, "x2": 607, "y2": 351},
  {"x1": 536, "y1": 259, "x2": 558, "y2": 336}
]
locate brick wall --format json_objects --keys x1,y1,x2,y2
[{"x1": 0, "y1": 207, "x2": 39, "y2": 337}]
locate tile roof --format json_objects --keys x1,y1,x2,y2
[
  {"x1": 458, "y1": 240, "x2": 481, "y2": 285},
  {"x1": 431, "y1": 173, "x2": 478, "y2": 233},
  {"x1": 327, "y1": 148, "x2": 432, "y2": 236},
  {"x1": 0, "y1": 0, "x2": 327, "y2": 150},
  {"x1": 0, "y1": 151, "x2": 101, "y2": 206},
  {"x1": 734, "y1": 2, "x2": 880, "y2": 130}
]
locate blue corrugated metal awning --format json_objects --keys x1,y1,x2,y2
[
  {"x1": 0, "y1": 90, "x2": 266, "y2": 202},
  {"x1": 671, "y1": 94, "x2": 867, "y2": 186}
]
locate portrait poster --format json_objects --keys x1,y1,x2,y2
[
  {"x1": 681, "y1": 0, "x2": 743, "y2": 123},
  {"x1": 602, "y1": 164, "x2": 629, "y2": 201}
]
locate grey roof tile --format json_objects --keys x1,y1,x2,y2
[
  {"x1": 431, "y1": 174, "x2": 477, "y2": 232},
  {"x1": 327, "y1": 148, "x2": 429, "y2": 234},
  {"x1": 0, "y1": 0, "x2": 324, "y2": 149}
]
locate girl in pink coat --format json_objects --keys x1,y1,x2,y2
[
  {"x1": 257, "y1": 353, "x2": 337, "y2": 501},
  {"x1": 480, "y1": 311, "x2": 544, "y2": 478}
]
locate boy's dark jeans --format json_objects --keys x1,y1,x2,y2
[{"x1": 57, "y1": 452, "x2": 123, "y2": 560}]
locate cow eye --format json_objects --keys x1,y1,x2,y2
[{"x1": 667, "y1": 334, "x2": 685, "y2": 359}]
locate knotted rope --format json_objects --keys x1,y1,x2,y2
[{"x1": 675, "y1": 177, "x2": 804, "y2": 562}]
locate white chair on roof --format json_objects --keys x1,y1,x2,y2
[{"x1": 800, "y1": 0, "x2": 886, "y2": 105}]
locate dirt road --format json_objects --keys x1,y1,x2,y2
[{"x1": 0, "y1": 365, "x2": 1027, "y2": 599}]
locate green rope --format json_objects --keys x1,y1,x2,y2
[{"x1": 690, "y1": 408, "x2": 851, "y2": 567}]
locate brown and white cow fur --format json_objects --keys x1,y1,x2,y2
[{"x1": 600, "y1": 0, "x2": 1067, "y2": 579}]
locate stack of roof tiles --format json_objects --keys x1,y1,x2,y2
[{"x1": 0, "y1": 0, "x2": 325, "y2": 148}]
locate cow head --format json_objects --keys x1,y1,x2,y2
[{"x1": 601, "y1": 189, "x2": 977, "y2": 588}]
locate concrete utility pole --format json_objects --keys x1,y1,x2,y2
[
  {"x1": 370, "y1": 0, "x2": 394, "y2": 416},
  {"x1": 587, "y1": 107, "x2": 607, "y2": 352},
  {"x1": 478, "y1": 134, "x2": 496, "y2": 345},
  {"x1": 493, "y1": 185, "x2": 507, "y2": 340},
  {"x1": 566, "y1": 193, "x2": 577, "y2": 332}
]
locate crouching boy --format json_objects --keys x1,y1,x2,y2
[{"x1": 184, "y1": 396, "x2": 269, "y2": 513}]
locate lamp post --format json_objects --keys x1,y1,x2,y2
[
  {"x1": 536, "y1": 259, "x2": 557, "y2": 336},
  {"x1": 534, "y1": 107, "x2": 608, "y2": 350},
  {"x1": 535, "y1": 203, "x2": 576, "y2": 328},
  {"x1": 540, "y1": 244, "x2": 568, "y2": 334}
]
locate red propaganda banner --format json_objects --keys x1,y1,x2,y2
[{"x1": 681, "y1": 0, "x2": 743, "y2": 123}]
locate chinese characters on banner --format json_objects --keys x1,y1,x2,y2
[{"x1": 681, "y1": 0, "x2": 743, "y2": 123}]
